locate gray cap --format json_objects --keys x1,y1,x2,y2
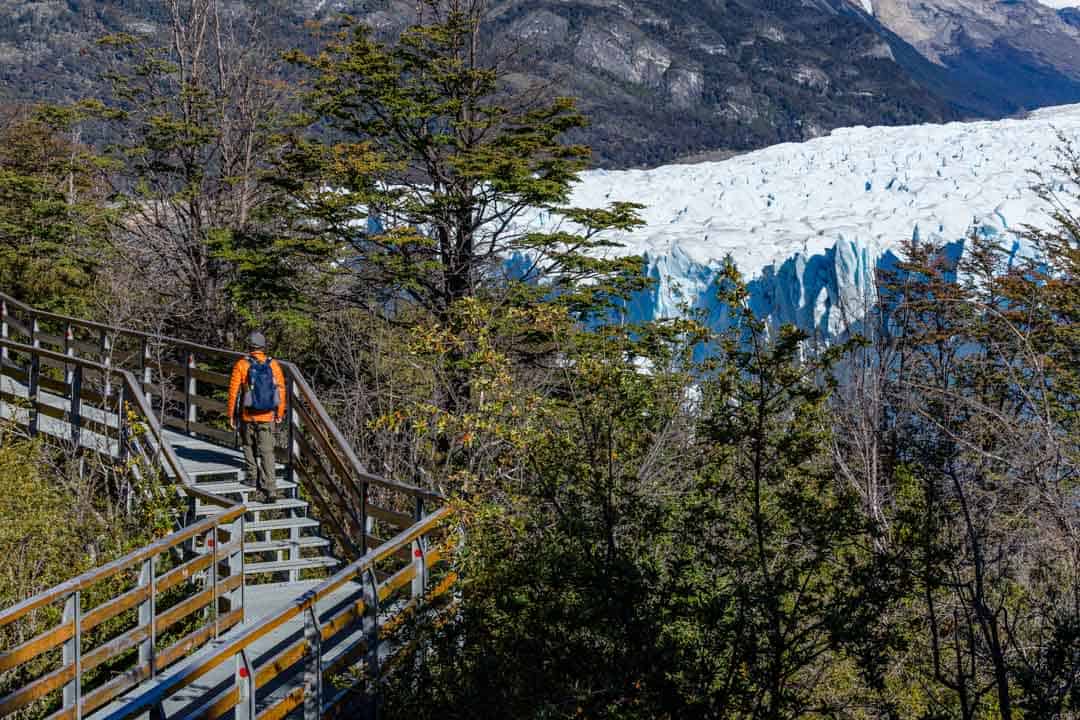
[{"x1": 247, "y1": 331, "x2": 267, "y2": 350}]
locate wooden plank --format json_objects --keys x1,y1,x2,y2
[
  {"x1": 0, "y1": 512, "x2": 242, "y2": 629},
  {"x1": 154, "y1": 607, "x2": 243, "y2": 671},
  {"x1": 320, "y1": 598, "x2": 366, "y2": 644},
  {"x1": 156, "y1": 552, "x2": 214, "y2": 595},
  {"x1": 0, "y1": 661, "x2": 75, "y2": 715},
  {"x1": 155, "y1": 574, "x2": 242, "y2": 633},
  {"x1": 157, "y1": 359, "x2": 188, "y2": 378},
  {"x1": 82, "y1": 583, "x2": 151, "y2": 633},
  {"x1": 74, "y1": 660, "x2": 151, "y2": 718},
  {"x1": 366, "y1": 504, "x2": 413, "y2": 531},
  {"x1": 197, "y1": 687, "x2": 239, "y2": 720},
  {"x1": 5, "y1": 314, "x2": 30, "y2": 338},
  {"x1": 257, "y1": 686, "x2": 304, "y2": 720},
  {"x1": 255, "y1": 636, "x2": 308, "y2": 689},
  {"x1": 293, "y1": 450, "x2": 361, "y2": 559},
  {"x1": 67, "y1": 337, "x2": 103, "y2": 357},
  {"x1": 189, "y1": 393, "x2": 228, "y2": 414},
  {"x1": 80, "y1": 623, "x2": 150, "y2": 676},
  {"x1": 377, "y1": 563, "x2": 417, "y2": 603},
  {"x1": 35, "y1": 330, "x2": 64, "y2": 348},
  {"x1": 189, "y1": 421, "x2": 235, "y2": 445},
  {"x1": 33, "y1": 400, "x2": 66, "y2": 422},
  {"x1": 2, "y1": 364, "x2": 28, "y2": 382},
  {"x1": 0, "y1": 620, "x2": 74, "y2": 672},
  {"x1": 190, "y1": 366, "x2": 230, "y2": 386}
]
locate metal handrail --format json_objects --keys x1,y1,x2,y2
[
  {"x1": 0, "y1": 291, "x2": 444, "y2": 505},
  {"x1": 92, "y1": 506, "x2": 455, "y2": 720},
  {"x1": 0, "y1": 294, "x2": 458, "y2": 719},
  {"x1": 0, "y1": 337, "x2": 248, "y2": 719},
  {"x1": 0, "y1": 337, "x2": 233, "y2": 511}
]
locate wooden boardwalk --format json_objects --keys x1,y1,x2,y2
[{"x1": 0, "y1": 294, "x2": 454, "y2": 720}]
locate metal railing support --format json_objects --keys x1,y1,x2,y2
[
  {"x1": 62, "y1": 590, "x2": 82, "y2": 720},
  {"x1": 27, "y1": 353, "x2": 39, "y2": 436},
  {"x1": 228, "y1": 515, "x2": 246, "y2": 621},
  {"x1": 70, "y1": 364, "x2": 83, "y2": 447},
  {"x1": 303, "y1": 604, "x2": 323, "y2": 720},
  {"x1": 185, "y1": 353, "x2": 196, "y2": 434},
  {"x1": 100, "y1": 329, "x2": 112, "y2": 396},
  {"x1": 361, "y1": 567, "x2": 380, "y2": 720},
  {"x1": 64, "y1": 323, "x2": 75, "y2": 387},
  {"x1": 141, "y1": 338, "x2": 153, "y2": 416},
  {"x1": 1, "y1": 300, "x2": 8, "y2": 363},
  {"x1": 138, "y1": 554, "x2": 157, "y2": 677},
  {"x1": 210, "y1": 528, "x2": 220, "y2": 638},
  {"x1": 411, "y1": 537, "x2": 428, "y2": 601},
  {"x1": 235, "y1": 649, "x2": 256, "y2": 720}
]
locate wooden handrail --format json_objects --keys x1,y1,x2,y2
[
  {"x1": 0, "y1": 337, "x2": 233, "y2": 511},
  {"x1": 284, "y1": 363, "x2": 444, "y2": 502},
  {"x1": 93, "y1": 506, "x2": 454, "y2": 720},
  {"x1": 0, "y1": 293, "x2": 460, "y2": 719},
  {"x1": 0, "y1": 508, "x2": 244, "y2": 629},
  {"x1": 0, "y1": 291, "x2": 443, "y2": 505}
]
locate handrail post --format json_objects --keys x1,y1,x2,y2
[
  {"x1": 139, "y1": 553, "x2": 157, "y2": 677},
  {"x1": 70, "y1": 364, "x2": 83, "y2": 447},
  {"x1": 185, "y1": 353, "x2": 196, "y2": 435},
  {"x1": 141, "y1": 338, "x2": 153, "y2": 418},
  {"x1": 62, "y1": 590, "x2": 82, "y2": 720},
  {"x1": 27, "y1": 353, "x2": 39, "y2": 437},
  {"x1": 303, "y1": 604, "x2": 323, "y2": 720},
  {"x1": 117, "y1": 381, "x2": 128, "y2": 461},
  {"x1": 99, "y1": 330, "x2": 112, "y2": 397},
  {"x1": 286, "y1": 378, "x2": 296, "y2": 491},
  {"x1": 360, "y1": 480, "x2": 369, "y2": 554},
  {"x1": 411, "y1": 536, "x2": 428, "y2": 601},
  {"x1": 228, "y1": 514, "x2": 246, "y2": 622},
  {"x1": 30, "y1": 316, "x2": 39, "y2": 349},
  {"x1": 235, "y1": 649, "x2": 256, "y2": 720},
  {"x1": 210, "y1": 526, "x2": 219, "y2": 638},
  {"x1": 361, "y1": 567, "x2": 380, "y2": 720},
  {"x1": 1, "y1": 300, "x2": 8, "y2": 364},
  {"x1": 64, "y1": 324, "x2": 75, "y2": 387}
]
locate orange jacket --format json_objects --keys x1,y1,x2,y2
[{"x1": 228, "y1": 351, "x2": 287, "y2": 424}]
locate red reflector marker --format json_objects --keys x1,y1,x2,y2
[
  {"x1": 414, "y1": 548, "x2": 423, "y2": 558},
  {"x1": 238, "y1": 667, "x2": 250, "y2": 678}
]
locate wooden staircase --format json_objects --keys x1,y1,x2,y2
[{"x1": 0, "y1": 294, "x2": 456, "y2": 720}]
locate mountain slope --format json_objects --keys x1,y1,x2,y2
[
  {"x1": 2, "y1": 0, "x2": 1080, "y2": 168},
  {"x1": 0, "y1": 0, "x2": 960, "y2": 167},
  {"x1": 861, "y1": 0, "x2": 1080, "y2": 115}
]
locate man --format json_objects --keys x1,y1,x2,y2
[{"x1": 228, "y1": 331, "x2": 287, "y2": 502}]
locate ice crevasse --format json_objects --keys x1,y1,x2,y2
[{"x1": 530, "y1": 103, "x2": 1080, "y2": 341}]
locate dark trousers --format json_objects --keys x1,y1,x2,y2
[{"x1": 240, "y1": 421, "x2": 277, "y2": 495}]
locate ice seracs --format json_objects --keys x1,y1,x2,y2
[{"x1": 537, "y1": 103, "x2": 1080, "y2": 340}]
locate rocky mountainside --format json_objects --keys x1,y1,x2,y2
[
  {"x1": 1, "y1": 0, "x2": 1080, "y2": 167},
  {"x1": 859, "y1": 0, "x2": 1080, "y2": 114}
]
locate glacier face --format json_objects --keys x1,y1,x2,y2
[{"x1": 543, "y1": 103, "x2": 1080, "y2": 339}]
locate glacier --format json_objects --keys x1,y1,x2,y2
[{"x1": 542, "y1": 103, "x2": 1080, "y2": 340}]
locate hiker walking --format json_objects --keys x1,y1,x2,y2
[{"x1": 228, "y1": 331, "x2": 286, "y2": 502}]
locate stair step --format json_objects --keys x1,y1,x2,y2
[
  {"x1": 196, "y1": 497, "x2": 308, "y2": 516},
  {"x1": 245, "y1": 516, "x2": 321, "y2": 533},
  {"x1": 192, "y1": 480, "x2": 298, "y2": 496},
  {"x1": 245, "y1": 536, "x2": 331, "y2": 553},
  {"x1": 243, "y1": 556, "x2": 339, "y2": 574}
]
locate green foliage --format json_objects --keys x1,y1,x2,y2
[
  {"x1": 276, "y1": 4, "x2": 648, "y2": 329},
  {"x1": 0, "y1": 106, "x2": 113, "y2": 313},
  {"x1": 0, "y1": 427, "x2": 180, "y2": 718}
]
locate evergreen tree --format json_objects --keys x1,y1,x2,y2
[{"x1": 275, "y1": 0, "x2": 646, "y2": 428}]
